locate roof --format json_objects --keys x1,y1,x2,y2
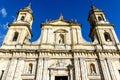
[
  {"x1": 41, "y1": 14, "x2": 81, "y2": 26},
  {"x1": 19, "y1": 3, "x2": 33, "y2": 14},
  {"x1": 89, "y1": 5, "x2": 103, "y2": 14}
]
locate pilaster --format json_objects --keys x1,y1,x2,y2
[
  {"x1": 69, "y1": 68, "x2": 74, "y2": 80},
  {"x1": 13, "y1": 58, "x2": 24, "y2": 80},
  {"x1": 41, "y1": 28, "x2": 47, "y2": 44},
  {"x1": 46, "y1": 28, "x2": 52, "y2": 44},
  {"x1": 80, "y1": 58, "x2": 88, "y2": 80},
  {"x1": 43, "y1": 58, "x2": 49, "y2": 80},
  {"x1": 100, "y1": 58, "x2": 111, "y2": 80},
  {"x1": 1, "y1": 58, "x2": 11, "y2": 80},
  {"x1": 36, "y1": 57, "x2": 44, "y2": 80},
  {"x1": 74, "y1": 58, "x2": 81, "y2": 80},
  {"x1": 5, "y1": 58, "x2": 18, "y2": 80},
  {"x1": 71, "y1": 27, "x2": 77, "y2": 44},
  {"x1": 76, "y1": 28, "x2": 81, "y2": 44},
  {"x1": 106, "y1": 58, "x2": 119, "y2": 80},
  {"x1": 111, "y1": 29, "x2": 119, "y2": 44}
]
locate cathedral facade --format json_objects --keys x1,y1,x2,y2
[{"x1": 0, "y1": 3, "x2": 120, "y2": 80}]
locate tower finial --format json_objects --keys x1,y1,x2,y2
[
  {"x1": 21, "y1": 1, "x2": 33, "y2": 13},
  {"x1": 59, "y1": 13, "x2": 64, "y2": 20},
  {"x1": 29, "y1": 0, "x2": 32, "y2": 5},
  {"x1": 26, "y1": 2, "x2": 31, "y2": 9},
  {"x1": 90, "y1": 0, "x2": 96, "y2": 9}
]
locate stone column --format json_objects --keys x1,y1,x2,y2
[
  {"x1": 68, "y1": 66, "x2": 73, "y2": 80},
  {"x1": 65, "y1": 33, "x2": 67, "y2": 44},
  {"x1": 71, "y1": 28, "x2": 77, "y2": 44},
  {"x1": 36, "y1": 57, "x2": 44, "y2": 80},
  {"x1": 40, "y1": 28, "x2": 44, "y2": 43},
  {"x1": 1, "y1": 58, "x2": 11, "y2": 80},
  {"x1": 55, "y1": 33, "x2": 57, "y2": 44},
  {"x1": 19, "y1": 30, "x2": 26, "y2": 44},
  {"x1": 47, "y1": 28, "x2": 52, "y2": 44},
  {"x1": 49, "y1": 69, "x2": 51, "y2": 80},
  {"x1": 100, "y1": 59, "x2": 111, "y2": 80},
  {"x1": 41, "y1": 28, "x2": 47, "y2": 44},
  {"x1": 79, "y1": 58, "x2": 88, "y2": 80},
  {"x1": 46, "y1": 28, "x2": 49, "y2": 43},
  {"x1": 43, "y1": 58, "x2": 49, "y2": 80},
  {"x1": 74, "y1": 58, "x2": 81, "y2": 80},
  {"x1": 13, "y1": 58, "x2": 24, "y2": 80},
  {"x1": 106, "y1": 58, "x2": 119, "y2": 80},
  {"x1": 111, "y1": 29, "x2": 119, "y2": 43},
  {"x1": 5, "y1": 58, "x2": 18, "y2": 80},
  {"x1": 76, "y1": 28, "x2": 80, "y2": 44},
  {"x1": 70, "y1": 68, "x2": 73, "y2": 80}
]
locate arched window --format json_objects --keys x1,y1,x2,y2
[
  {"x1": 59, "y1": 34, "x2": 64, "y2": 44},
  {"x1": 28, "y1": 63, "x2": 33, "y2": 74},
  {"x1": 21, "y1": 16, "x2": 25, "y2": 21},
  {"x1": 13, "y1": 32, "x2": 19, "y2": 41},
  {"x1": 98, "y1": 16, "x2": 103, "y2": 21},
  {"x1": 104, "y1": 32, "x2": 112, "y2": 41},
  {"x1": 90, "y1": 63, "x2": 96, "y2": 74}
]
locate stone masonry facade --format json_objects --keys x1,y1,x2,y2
[{"x1": 0, "y1": 3, "x2": 120, "y2": 80}]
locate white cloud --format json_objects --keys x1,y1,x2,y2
[
  {"x1": 0, "y1": 33, "x2": 5, "y2": 44},
  {"x1": 0, "y1": 22, "x2": 8, "y2": 30},
  {"x1": 12, "y1": 16, "x2": 15, "y2": 19},
  {"x1": 0, "y1": 8, "x2": 7, "y2": 18}
]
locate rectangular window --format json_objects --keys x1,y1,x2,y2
[{"x1": 12, "y1": 32, "x2": 19, "y2": 41}]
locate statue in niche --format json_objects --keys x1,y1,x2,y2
[
  {"x1": 90, "y1": 64, "x2": 96, "y2": 75},
  {"x1": 59, "y1": 34, "x2": 64, "y2": 44},
  {"x1": 27, "y1": 63, "x2": 33, "y2": 74}
]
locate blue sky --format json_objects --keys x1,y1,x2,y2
[{"x1": 0, "y1": 0, "x2": 120, "y2": 44}]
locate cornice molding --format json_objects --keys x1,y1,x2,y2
[
  {"x1": 8, "y1": 23, "x2": 33, "y2": 36},
  {"x1": 0, "y1": 48, "x2": 119, "y2": 53}
]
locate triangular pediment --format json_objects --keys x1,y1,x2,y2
[
  {"x1": 42, "y1": 18, "x2": 80, "y2": 26},
  {"x1": 42, "y1": 14, "x2": 80, "y2": 26},
  {"x1": 49, "y1": 20, "x2": 70, "y2": 25}
]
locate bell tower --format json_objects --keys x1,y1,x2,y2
[
  {"x1": 88, "y1": 5, "x2": 119, "y2": 46},
  {"x1": 2, "y1": 3, "x2": 34, "y2": 46}
]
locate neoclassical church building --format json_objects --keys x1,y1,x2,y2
[{"x1": 0, "y1": 3, "x2": 120, "y2": 80}]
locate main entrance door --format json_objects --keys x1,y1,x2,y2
[{"x1": 55, "y1": 76, "x2": 68, "y2": 80}]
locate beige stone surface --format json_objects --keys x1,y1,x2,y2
[{"x1": 0, "y1": 4, "x2": 120, "y2": 80}]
